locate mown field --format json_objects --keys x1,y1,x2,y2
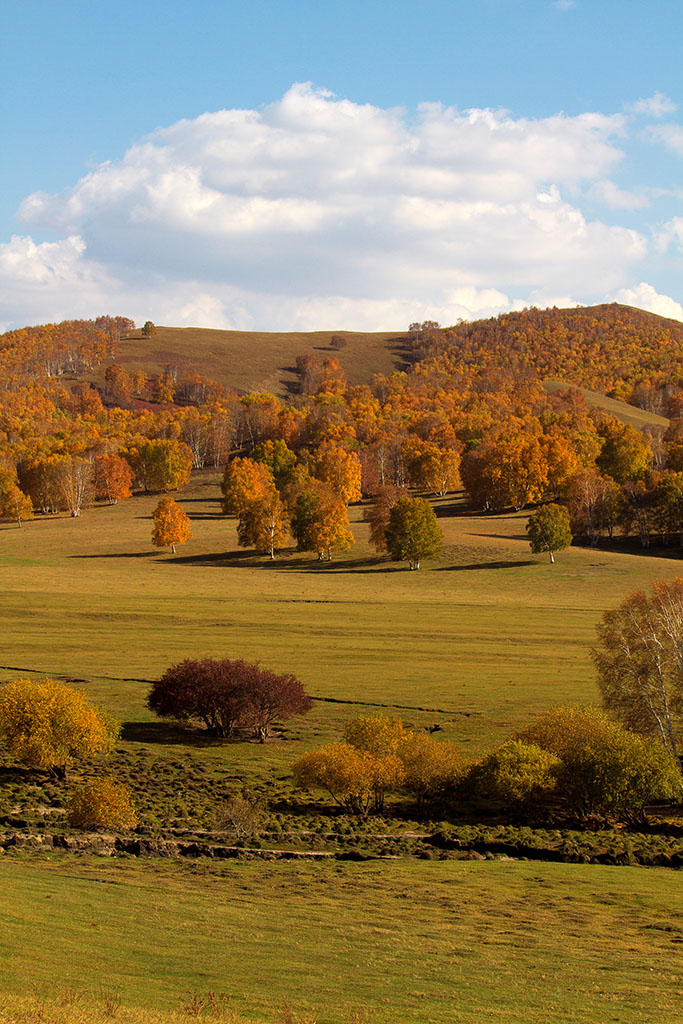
[{"x1": 2, "y1": 471, "x2": 683, "y2": 1022}]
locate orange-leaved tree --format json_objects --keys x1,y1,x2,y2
[
  {"x1": 290, "y1": 480, "x2": 354, "y2": 560},
  {"x1": 94, "y1": 453, "x2": 134, "y2": 505},
  {"x1": 237, "y1": 490, "x2": 290, "y2": 558},
  {"x1": 312, "y1": 439, "x2": 362, "y2": 504},
  {"x1": 221, "y1": 457, "x2": 274, "y2": 516},
  {"x1": 152, "y1": 496, "x2": 192, "y2": 554}
]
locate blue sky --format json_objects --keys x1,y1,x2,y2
[{"x1": 2, "y1": 0, "x2": 683, "y2": 330}]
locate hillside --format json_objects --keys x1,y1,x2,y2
[
  {"x1": 109, "y1": 326, "x2": 410, "y2": 396},
  {"x1": 542, "y1": 380, "x2": 670, "y2": 431},
  {"x1": 418, "y1": 302, "x2": 683, "y2": 402}
]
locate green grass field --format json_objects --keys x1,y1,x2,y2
[
  {"x1": 2, "y1": 471, "x2": 683, "y2": 1022},
  {"x1": 2, "y1": 469, "x2": 682, "y2": 755},
  {"x1": 1, "y1": 854, "x2": 682, "y2": 1024}
]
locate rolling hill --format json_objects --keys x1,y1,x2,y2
[{"x1": 108, "y1": 326, "x2": 410, "y2": 395}]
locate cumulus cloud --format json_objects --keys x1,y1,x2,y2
[
  {"x1": 612, "y1": 282, "x2": 683, "y2": 322},
  {"x1": 656, "y1": 216, "x2": 683, "y2": 254},
  {"x1": 0, "y1": 83, "x2": 661, "y2": 331}
]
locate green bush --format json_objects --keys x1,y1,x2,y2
[{"x1": 474, "y1": 740, "x2": 560, "y2": 812}]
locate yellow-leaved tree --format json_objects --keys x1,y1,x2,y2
[{"x1": 0, "y1": 679, "x2": 119, "y2": 779}]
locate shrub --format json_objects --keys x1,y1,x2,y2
[
  {"x1": 68, "y1": 778, "x2": 138, "y2": 830},
  {"x1": 475, "y1": 740, "x2": 560, "y2": 812},
  {"x1": 215, "y1": 789, "x2": 268, "y2": 839},
  {"x1": 0, "y1": 678, "x2": 119, "y2": 780},
  {"x1": 518, "y1": 704, "x2": 682, "y2": 822},
  {"x1": 148, "y1": 658, "x2": 313, "y2": 741},
  {"x1": 400, "y1": 731, "x2": 468, "y2": 815}
]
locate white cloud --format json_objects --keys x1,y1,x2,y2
[
  {"x1": 553, "y1": 0, "x2": 576, "y2": 11},
  {"x1": 627, "y1": 92, "x2": 677, "y2": 118},
  {"x1": 656, "y1": 216, "x2": 683, "y2": 254},
  {"x1": 612, "y1": 282, "x2": 683, "y2": 322},
  {"x1": 0, "y1": 83, "x2": 658, "y2": 331},
  {"x1": 588, "y1": 180, "x2": 651, "y2": 210},
  {"x1": 648, "y1": 123, "x2": 683, "y2": 156}
]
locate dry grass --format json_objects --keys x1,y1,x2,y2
[{"x1": 98, "y1": 327, "x2": 410, "y2": 397}]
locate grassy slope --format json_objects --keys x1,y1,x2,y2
[
  {"x1": 543, "y1": 380, "x2": 669, "y2": 431},
  {"x1": 1, "y1": 855, "x2": 682, "y2": 1024},
  {"x1": 108, "y1": 327, "x2": 409, "y2": 395}
]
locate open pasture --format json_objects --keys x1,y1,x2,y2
[
  {"x1": 2, "y1": 468, "x2": 683, "y2": 766},
  {"x1": 0, "y1": 855, "x2": 682, "y2": 1024},
  {"x1": 2, "y1": 472, "x2": 683, "y2": 1024},
  {"x1": 105, "y1": 326, "x2": 408, "y2": 397}
]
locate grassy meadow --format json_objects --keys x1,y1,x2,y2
[
  {"x1": 103, "y1": 327, "x2": 409, "y2": 397},
  {"x1": 1, "y1": 855, "x2": 682, "y2": 1024},
  {"x1": 2, "y1": 470, "x2": 683, "y2": 1022}
]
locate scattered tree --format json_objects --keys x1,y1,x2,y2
[
  {"x1": 0, "y1": 475, "x2": 33, "y2": 527},
  {"x1": 237, "y1": 490, "x2": 290, "y2": 558},
  {"x1": 221, "y1": 457, "x2": 274, "y2": 516},
  {"x1": 152, "y1": 496, "x2": 192, "y2": 553},
  {"x1": 290, "y1": 481, "x2": 354, "y2": 560},
  {"x1": 94, "y1": 453, "x2": 134, "y2": 505},
  {"x1": 148, "y1": 657, "x2": 313, "y2": 741},
  {"x1": 385, "y1": 496, "x2": 443, "y2": 569},
  {"x1": 365, "y1": 485, "x2": 409, "y2": 553},
  {"x1": 526, "y1": 503, "x2": 572, "y2": 563},
  {"x1": 593, "y1": 580, "x2": 683, "y2": 768}
]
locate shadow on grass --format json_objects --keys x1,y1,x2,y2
[
  {"x1": 0, "y1": 765, "x2": 45, "y2": 784},
  {"x1": 163, "y1": 549, "x2": 403, "y2": 572},
  {"x1": 435, "y1": 559, "x2": 535, "y2": 572},
  {"x1": 120, "y1": 721, "x2": 228, "y2": 747},
  {"x1": 71, "y1": 550, "x2": 160, "y2": 559}
]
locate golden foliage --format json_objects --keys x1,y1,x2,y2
[
  {"x1": 68, "y1": 777, "x2": 138, "y2": 830},
  {"x1": 0, "y1": 679, "x2": 119, "y2": 777}
]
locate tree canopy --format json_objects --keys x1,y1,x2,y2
[
  {"x1": 0, "y1": 678, "x2": 119, "y2": 779},
  {"x1": 385, "y1": 496, "x2": 443, "y2": 570}
]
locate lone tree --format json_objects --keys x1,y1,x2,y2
[
  {"x1": 148, "y1": 657, "x2": 313, "y2": 741},
  {"x1": 593, "y1": 579, "x2": 683, "y2": 769},
  {"x1": 152, "y1": 496, "x2": 192, "y2": 553},
  {"x1": 385, "y1": 496, "x2": 443, "y2": 569},
  {"x1": 526, "y1": 503, "x2": 572, "y2": 563},
  {"x1": 142, "y1": 320, "x2": 156, "y2": 337},
  {"x1": 0, "y1": 679, "x2": 119, "y2": 780}
]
